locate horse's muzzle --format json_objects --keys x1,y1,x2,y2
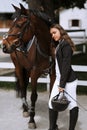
[
  {"x1": 1, "y1": 43, "x2": 12, "y2": 53},
  {"x1": 1, "y1": 44, "x2": 7, "y2": 53}
]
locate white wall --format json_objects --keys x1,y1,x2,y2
[
  {"x1": 59, "y1": 7, "x2": 87, "y2": 36},
  {"x1": 0, "y1": 0, "x2": 28, "y2": 13}
]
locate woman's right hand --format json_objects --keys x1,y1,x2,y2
[{"x1": 58, "y1": 87, "x2": 64, "y2": 92}]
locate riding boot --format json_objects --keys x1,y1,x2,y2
[
  {"x1": 69, "y1": 107, "x2": 79, "y2": 130},
  {"x1": 48, "y1": 109, "x2": 58, "y2": 130}
]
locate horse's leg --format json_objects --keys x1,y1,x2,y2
[
  {"x1": 28, "y1": 67, "x2": 55, "y2": 129},
  {"x1": 15, "y1": 67, "x2": 29, "y2": 117},
  {"x1": 15, "y1": 78, "x2": 21, "y2": 98},
  {"x1": 22, "y1": 68, "x2": 30, "y2": 117},
  {"x1": 14, "y1": 71, "x2": 21, "y2": 97},
  {"x1": 28, "y1": 70, "x2": 38, "y2": 129}
]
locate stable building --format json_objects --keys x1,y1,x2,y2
[{"x1": 59, "y1": 5, "x2": 87, "y2": 53}]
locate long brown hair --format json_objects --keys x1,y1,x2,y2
[{"x1": 50, "y1": 23, "x2": 76, "y2": 52}]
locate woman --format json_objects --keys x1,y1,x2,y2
[{"x1": 48, "y1": 23, "x2": 79, "y2": 130}]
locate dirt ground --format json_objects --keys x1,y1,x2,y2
[{"x1": 0, "y1": 89, "x2": 87, "y2": 130}]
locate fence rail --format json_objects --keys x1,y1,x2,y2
[
  {"x1": 0, "y1": 62, "x2": 87, "y2": 91},
  {"x1": 66, "y1": 29, "x2": 87, "y2": 54}
]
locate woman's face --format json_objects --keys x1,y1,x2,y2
[{"x1": 50, "y1": 27, "x2": 61, "y2": 41}]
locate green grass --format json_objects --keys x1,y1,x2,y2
[
  {"x1": 0, "y1": 82, "x2": 16, "y2": 90},
  {"x1": 0, "y1": 81, "x2": 47, "y2": 92},
  {"x1": 77, "y1": 86, "x2": 87, "y2": 95},
  {"x1": 28, "y1": 83, "x2": 47, "y2": 92},
  {"x1": 72, "y1": 53, "x2": 87, "y2": 65},
  {"x1": 72, "y1": 50, "x2": 87, "y2": 95}
]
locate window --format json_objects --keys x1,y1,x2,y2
[
  {"x1": 69, "y1": 19, "x2": 81, "y2": 27},
  {"x1": 72, "y1": 20, "x2": 79, "y2": 26}
]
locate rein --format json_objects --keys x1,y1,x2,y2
[
  {"x1": 16, "y1": 35, "x2": 35, "y2": 52},
  {"x1": 34, "y1": 36, "x2": 49, "y2": 58},
  {"x1": 16, "y1": 34, "x2": 50, "y2": 59},
  {"x1": 16, "y1": 34, "x2": 54, "y2": 74}
]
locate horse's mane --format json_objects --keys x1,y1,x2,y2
[
  {"x1": 29, "y1": 9, "x2": 55, "y2": 27},
  {"x1": 11, "y1": 6, "x2": 55, "y2": 27}
]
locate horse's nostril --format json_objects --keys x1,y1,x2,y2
[
  {"x1": 3, "y1": 48, "x2": 6, "y2": 52},
  {"x1": 2, "y1": 44, "x2": 7, "y2": 52},
  {"x1": 2, "y1": 44, "x2": 6, "y2": 49}
]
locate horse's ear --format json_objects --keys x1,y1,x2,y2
[
  {"x1": 12, "y1": 4, "x2": 20, "y2": 11},
  {"x1": 11, "y1": 4, "x2": 21, "y2": 19},
  {"x1": 20, "y1": 3, "x2": 27, "y2": 15}
]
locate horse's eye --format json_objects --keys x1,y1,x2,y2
[{"x1": 16, "y1": 24, "x2": 21, "y2": 28}]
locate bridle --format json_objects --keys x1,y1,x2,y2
[
  {"x1": 3, "y1": 14, "x2": 50, "y2": 58},
  {"x1": 3, "y1": 15, "x2": 30, "y2": 49}
]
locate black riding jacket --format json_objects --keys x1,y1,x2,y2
[{"x1": 55, "y1": 39, "x2": 77, "y2": 88}]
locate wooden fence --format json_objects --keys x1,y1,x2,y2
[
  {"x1": 0, "y1": 29, "x2": 87, "y2": 90},
  {"x1": 66, "y1": 29, "x2": 87, "y2": 54},
  {"x1": 0, "y1": 62, "x2": 87, "y2": 91}
]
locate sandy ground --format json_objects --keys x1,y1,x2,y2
[{"x1": 0, "y1": 89, "x2": 87, "y2": 130}]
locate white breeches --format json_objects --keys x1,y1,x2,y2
[{"x1": 49, "y1": 79, "x2": 78, "y2": 110}]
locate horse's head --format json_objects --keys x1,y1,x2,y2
[
  {"x1": 2, "y1": 4, "x2": 34, "y2": 53},
  {"x1": 2, "y1": 3, "x2": 53, "y2": 56}
]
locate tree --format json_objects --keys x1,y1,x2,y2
[{"x1": 22, "y1": 0, "x2": 87, "y2": 21}]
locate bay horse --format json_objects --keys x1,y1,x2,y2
[{"x1": 2, "y1": 4, "x2": 55, "y2": 129}]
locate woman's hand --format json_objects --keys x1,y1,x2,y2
[{"x1": 58, "y1": 87, "x2": 64, "y2": 92}]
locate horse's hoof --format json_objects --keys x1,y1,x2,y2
[
  {"x1": 23, "y1": 111, "x2": 29, "y2": 117},
  {"x1": 28, "y1": 122, "x2": 36, "y2": 129}
]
